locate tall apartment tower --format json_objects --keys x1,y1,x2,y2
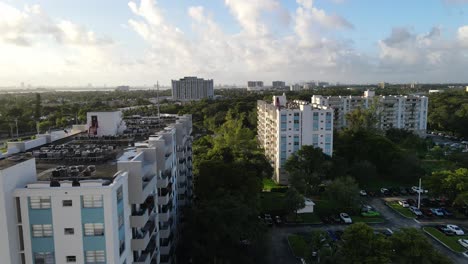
[
  {"x1": 257, "y1": 95, "x2": 333, "y2": 184},
  {"x1": 312, "y1": 90, "x2": 428, "y2": 135},
  {"x1": 171, "y1": 77, "x2": 214, "y2": 101},
  {"x1": 0, "y1": 113, "x2": 193, "y2": 264}
]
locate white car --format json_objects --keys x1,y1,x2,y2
[
  {"x1": 359, "y1": 190, "x2": 367, "y2": 196},
  {"x1": 430, "y1": 208, "x2": 444, "y2": 216},
  {"x1": 463, "y1": 251, "x2": 468, "y2": 258},
  {"x1": 409, "y1": 206, "x2": 423, "y2": 216},
  {"x1": 340, "y1": 213, "x2": 352, "y2": 224},
  {"x1": 398, "y1": 200, "x2": 410, "y2": 208},
  {"x1": 411, "y1": 186, "x2": 428, "y2": 194},
  {"x1": 446, "y1": 225, "x2": 465, "y2": 235},
  {"x1": 458, "y1": 239, "x2": 468, "y2": 249}
]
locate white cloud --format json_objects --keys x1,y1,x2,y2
[{"x1": 457, "y1": 25, "x2": 468, "y2": 47}]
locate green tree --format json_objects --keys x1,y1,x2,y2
[
  {"x1": 350, "y1": 160, "x2": 377, "y2": 183},
  {"x1": 340, "y1": 223, "x2": 392, "y2": 264},
  {"x1": 285, "y1": 146, "x2": 332, "y2": 195},
  {"x1": 284, "y1": 187, "x2": 305, "y2": 218},
  {"x1": 345, "y1": 106, "x2": 378, "y2": 133},
  {"x1": 325, "y1": 176, "x2": 360, "y2": 211},
  {"x1": 426, "y1": 168, "x2": 468, "y2": 206},
  {"x1": 390, "y1": 228, "x2": 452, "y2": 264}
]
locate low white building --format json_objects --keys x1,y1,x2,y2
[
  {"x1": 87, "y1": 111, "x2": 127, "y2": 136},
  {"x1": 297, "y1": 198, "x2": 315, "y2": 214}
]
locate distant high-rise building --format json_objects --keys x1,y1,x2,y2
[
  {"x1": 172, "y1": 77, "x2": 214, "y2": 101},
  {"x1": 272, "y1": 81, "x2": 286, "y2": 89},
  {"x1": 257, "y1": 95, "x2": 333, "y2": 184},
  {"x1": 115, "y1": 86, "x2": 130, "y2": 92},
  {"x1": 247, "y1": 81, "x2": 264, "y2": 91},
  {"x1": 311, "y1": 91, "x2": 428, "y2": 136}
]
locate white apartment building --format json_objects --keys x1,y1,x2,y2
[
  {"x1": 311, "y1": 90, "x2": 428, "y2": 135},
  {"x1": 257, "y1": 95, "x2": 333, "y2": 184},
  {"x1": 0, "y1": 112, "x2": 193, "y2": 264},
  {"x1": 15, "y1": 172, "x2": 132, "y2": 264},
  {"x1": 171, "y1": 77, "x2": 214, "y2": 101}
]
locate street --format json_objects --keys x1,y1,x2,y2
[{"x1": 267, "y1": 197, "x2": 468, "y2": 264}]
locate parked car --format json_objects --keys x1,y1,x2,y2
[
  {"x1": 398, "y1": 200, "x2": 410, "y2": 208},
  {"x1": 436, "y1": 225, "x2": 456, "y2": 236},
  {"x1": 380, "y1": 188, "x2": 390, "y2": 196},
  {"x1": 399, "y1": 187, "x2": 408, "y2": 195},
  {"x1": 359, "y1": 190, "x2": 367, "y2": 196},
  {"x1": 264, "y1": 214, "x2": 273, "y2": 226},
  {"x1": 340, "y1": 213, "x2": 353, "y2": 224},
  {"x1": 421, "y1": 208, "x2": 433, "y2": 217},
  {"x1": 321, "y1": 216, "x2": 332, "y2": 224},
  {"x1": 331, "y1": 215, "x2": 342, "y2": 224},
  {"x1": 407, "y1": 199, "x2": 416, "y2": 206},
  {"x1": 407, "y1": 187, "x2": 416, "y2": 195},
  {"x1": 409, "y1": 206, "x2": 423, "y2": 216},
  {"x1": 389, "y1": 187, "x2": 400, "y2": 196},
  {"x1": 458, "y1": 239, "x2": 468, "y2": 249},
  {"x1": 463, "y1": 251, "x2": 468, "y2": 258},
  {"x1": 274, "y1": 216, "x2": 282, "y2": 225},
  {"x1": 446, "y1": 225, "x2": 465, "y2": 235},
  {"x1": 440, "y1": 208, "x2": 454, "y2": 217},
  {"x1": 430, "y1": 208, "x2": 444, "y2": 216}
]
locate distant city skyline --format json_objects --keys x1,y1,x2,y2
[{"x1": 1, "y1": 0, "x2": 468, "y2": 87}]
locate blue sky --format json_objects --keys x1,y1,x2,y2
[{"x1": 1, "y1": 0, "x2": 468, "y2": 86}]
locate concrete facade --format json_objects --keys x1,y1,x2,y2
[
  {"x1": 311, "y1": 91, "x2": 428, "y2": 135},
  {"x1": 171, "y1": 77, "x2": 214, "y2": 101},
  {"x1": 257, "y1": 95, "x2": 333, "y2": 184},
  {"x1": 87, "y1": 111, "x2": 127, "y2": 136}
]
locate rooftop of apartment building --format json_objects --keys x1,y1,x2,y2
[
  {"x1": 1, "y1": 113, "x2": 190, "y2": 180},
  {"x1": 259, "y1": 94, "x2": 331, "y2": 111}
]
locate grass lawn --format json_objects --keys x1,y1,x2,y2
[
  {"x1": 288, "y1": 235, "x2": 309, "y2": 258},
  {"x1": 260, "y1": 192, "x2": 285, "y2": 214},
  {"x1": 352, "y1": 215, "x2": 385, "y2": 223},
  {"x1": 387, "y1": 202, "x2": 415, "y2": 218},
  {"x1": 424, "y1": 227, "x2": 468, "y2": 253},
  {"x1": 262, "y1": 178, "x2": 287, "y2": 191}
]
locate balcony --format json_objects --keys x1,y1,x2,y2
[
  {"x1": 160, "y1": 237, "x2": 173, "y2": 255},
  {"x1": 131, "y1": 206, "x2": 155, "y2": 228},
  {"x1": 159, "y1": 209, "x2": 171, "y2": 222},
  {"x1": 132, "y1": 220, "x2": 157, "y2": 250},
  {"x1": 159, "y1": 226, "x2": 172, "y2": 239},
  {"x1": 134, "y1": 236, "x2": 159, "y2": 264},
  {"x1": 158, "y1": 192, "x2": 170, "y2": 205}
]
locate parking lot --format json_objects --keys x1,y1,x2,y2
[{"x1": 268, "y1": 196, "x2": 468, "y2": 264}]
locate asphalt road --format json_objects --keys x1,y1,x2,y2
[{"x1": 267, "y1": 197, "x2": 468, "y2": 264}]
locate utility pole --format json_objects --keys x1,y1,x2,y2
[
  {"x1": 15, "y1": 118, "x2": 18, "y2": 138},
  {"x1": 417, "y1": 178, "x2": 422, "y2": 209}
]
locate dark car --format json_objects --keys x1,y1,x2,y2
[
  {"x1": 421, "y1": 198, "x2": 431, "y2": 207},
  {"x1": 422, "y1": 208, "x2": 433, "y2": 217},
  {"x1": 331, "y1": 215, "x2": 342, "y2": 224},
  {"x1": 407, "y1": 187, "x2": 416, "y2": 195},
  {"x1": 407, "y1": 199, "x2": 416, "y2": 206},
  {"x1": 440, "y1": 208, "x2": 454, "y2": 217},
  {"x1": 399, "y1": 187, "x2": 408, "y2": 195},
  {"x1": 321, "y1": 216, "x2": 332, "y2": 224},
  {"x1": 389, "y1": 187, "x2": 400, "y2": 196}
]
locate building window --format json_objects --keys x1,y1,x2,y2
[
  {"x1": 85, "y1": 250, "x2": 105, "y2": 263},
  {"x1": 34, "y1": 252, "x2": 55, "y2": 264},
  {"x1": 82, "y1": 195, "x2": 103, "y2": 208},
  {"x1": 64, "y1": 228, "x2": 74, "y2": 235},
  {"x1": 66, "y1": 256, "x2": 76, "y2": 263},
  {"x1": 118, "y1": 212, "x2": 124, "y2": 229},
  {"x1": 32, "y1": 224, "x2": 53, "y2": 237},
  {"x1": 280, "y1": 114, "x2": 287, "y2": 131},
  {"x1": 84, "y1": 223, "x2": 104, "y2": 236},
  {"x1": 30, "y1": 196, "x2": 51, "y2": 209},
  {"x1": 62, "y1": 200, "x2": 72, "y2": 207}
]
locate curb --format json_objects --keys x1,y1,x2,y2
[{"x1": 422, "y1": 228, "x2": 462, "y2": 253}]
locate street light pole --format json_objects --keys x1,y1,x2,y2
[
  {"x1": 417, "y1": 178, "x2": 422, "y2": 209},
  {"x1": 15, "y1": 118, "x2": 18, "y2": 138}
]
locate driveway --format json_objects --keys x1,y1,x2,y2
[{"x1": 267, "y1": 198, "x2": 467, "y2": 264}]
